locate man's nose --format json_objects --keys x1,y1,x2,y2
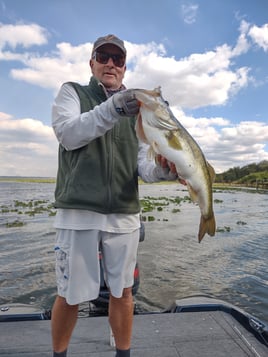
[{"x1": 107, "y1": 56, "x2": 115, "y2": 66}]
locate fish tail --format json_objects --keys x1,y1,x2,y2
[{"x1": 198, "y1": 214, "x2": 216, "y2": 243}]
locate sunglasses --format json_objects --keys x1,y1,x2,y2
[{"x1": 93, "y1": 51, "x2": 126, "y2": 68}]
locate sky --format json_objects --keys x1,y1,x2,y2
[{"x1": 0, "y1": 0, "x2": 268, "y2": 177}]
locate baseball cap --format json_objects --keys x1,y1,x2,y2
[{"x1": 92, "y1": 34, "x2": 126, "y2": 56}]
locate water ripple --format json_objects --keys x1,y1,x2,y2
[{"x1": 1, "y1": 182, "x2": 268, "y2": 323}]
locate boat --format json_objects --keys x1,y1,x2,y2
[
  {"x1": 0, "y1": 295, "x2": 267, "y2": 356},
  {"x1": 1, "y1": 223, "x2": 267, "y2": 356}
]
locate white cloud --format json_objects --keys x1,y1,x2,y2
[
  {"x1": 232, "y1": 32, "x2": 250, "y2": 56},
  {"x1": 0, "y1": 113, "x2": 58, "y2": 176},
  {"x1": 125, "y1": 41, "x2": 250, "y2": 109},
  {"x1": 248, "y1": 23, "x2": 268, "y2": 51},
  {"x1": 0, "y1": 22, "x2": 48, "y2": 50},
  {"x1": 10, "y1": 42, "x2": 93, "y2": 92},
  {"x1": 0, "y1": 21, "x2": 267, "y2": 176},
  {"x1": 181, "y1": 3, "x2": 199, "y2": 24},
  {"x1": 0, "y1": 21, "x2": 252, "y2": 109},
  {"x1": 170, "y1": 109, "x2": 268, "y2": 172},
  {"x1": 194, "y1": 120, "x2": 268, "y2": 172}
]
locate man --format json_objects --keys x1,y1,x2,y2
[{"x1": 51, "y1": 34, "x2": 177, "y2": 357}]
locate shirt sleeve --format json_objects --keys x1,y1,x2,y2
[
  {"x1": 137, "y1": 141, "x2": 178, "y2": 182},
  {"x1": 51, "y1": 83, "x2": 121, "y2": 150}
]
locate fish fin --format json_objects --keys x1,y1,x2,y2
[
  {"x1": 187, "y1": 183, "x2": 199, "y2": 203},
  {"x1": 165, "y1": 131, "x2": 183, "y2": 150},
  {"x1": 198, "y1": 214, "x2": 216, "y2": 242},
  {"x1": 151, "y1": 141, "x2": 160, "y2": 153},
  {"x1": 155, "y1": 114, "x2": 178, "y2": 130},
  {"x1": 135, "y1": 113, "x2": 149, "y2": 144},
  {"x1": 155, "y1": 107, "x2": 171, "y2": 121},
  {"x1": 207, "y1": 161, "x2": 216, "y2": 183},
  {"x1": 144, "y1": 111, "x2": 176, "y2": 131},
  {"x1": 147, "y1": 145, "x2": 158, "y2": 160}
]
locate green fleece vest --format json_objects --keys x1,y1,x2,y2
[{"x1": 54, "y1": 77, "x2": 140, "y2": 214}]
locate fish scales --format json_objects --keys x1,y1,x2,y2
[{"x1": 134, "y1": 87, "x2": 216, "y2": 242}]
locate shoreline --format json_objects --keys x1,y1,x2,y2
[
  {"x1": 0, "y1": 177, "x2": 56, "y2": 183},
  {"x1": 0, "y1": 177, "x2": 267, "y2": 192}
]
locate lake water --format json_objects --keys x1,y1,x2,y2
[{"x1": 0, "y1": 181, "x2": 267, "y2": 323}]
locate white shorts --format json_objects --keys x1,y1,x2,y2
[{"x1": 54, "y1": 229, "x2": 140, "y2": 305}]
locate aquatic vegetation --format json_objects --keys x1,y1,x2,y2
[
  {"x1": 236, "y1": 220, "x2": 247, "y2": 225},
  {"x1": 214, "y1": 198, "x2": 223, "y2": 203},
  {"x1": 1, "y1": 206, "x2": 10, "y2": 213},
  {"x1": 2, "y1": 198, "x2": 56, "y2": 227},
  {"x1": 172, "y1": 208, "x2": 181, "y2": 213},
  {"x1": 6, "y1": 220, "x2": 25, "y2": 228},
  {"x1": 140, "y1": 198, "x2": 155, "y2": 213},
  {"x1": 139, "y1": 195, "x2": 190, "y2": 223},
  {"x1": 216, "y1": 226, "x2": 231, "y2": 233},
  {"x1": 140, "y1": 195, "x2": 183, "y2": 214}
]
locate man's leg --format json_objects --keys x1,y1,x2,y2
[
  {"x1": 51, "y1": 295, "x2": 79, "y2": 353},
  {"x1": 108, "y1": 287, "x2": 134, "y2": 350}
]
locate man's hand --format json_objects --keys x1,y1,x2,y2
[
  {"x1": 156, "y1": 155, "x2": 177, "y2": 173},
  {"x1": 113, "y1": 90, "x2": 140, "y2": 116},
  {"x1": 156, "y1": 154, "x2": 187, "y2": 185}
]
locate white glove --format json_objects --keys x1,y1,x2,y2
[{"x1": 112, "y1": 90, "x2": 140, "y2": 116}]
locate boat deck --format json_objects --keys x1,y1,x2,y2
[{"x1": 0, "y1": 309, "x2": 267, "y2": 357}]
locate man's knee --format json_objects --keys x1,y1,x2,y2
[
  {"x1": 110, "y1": 287, "x2": 133, "y2": 301},
  {"x1": 54, "y1": 295, "x2": 79, "y2": 310},
  {"x1": 121, "y1": 287, "x2": 133, "y2": 299}
]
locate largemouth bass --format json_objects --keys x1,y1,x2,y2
[{"x1": 134, "y1": 87, "x2": 216, "y2": 242}]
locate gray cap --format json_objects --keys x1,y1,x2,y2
[{"x1": 92, "y1": 34, "x2": 126, "y2": 56}]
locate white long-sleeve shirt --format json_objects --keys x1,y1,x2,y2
[{"x1": 52, "y1": 83, "x2": 176, "y2": 232}]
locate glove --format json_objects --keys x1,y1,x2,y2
[{"x1": 112, "y1": 90, "x2": 140, "y2": 116}]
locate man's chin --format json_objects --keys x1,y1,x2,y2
[{"x1": 102, "y1": 78, "x2": 120, "y2": 90}]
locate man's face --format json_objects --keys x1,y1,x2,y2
[{"x1": 90, "y1": 44, "x2": 126, "y2": 90}]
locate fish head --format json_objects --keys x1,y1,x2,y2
[
  {"x1": 134, "y1": 88, "x2": 179, "y2": 133},
  {"x1": 134, "y1": 87, "x2": 161, "y2": 106},
  {"x1": 134, "y1": 87, "x2": 171, "y2": 121}
]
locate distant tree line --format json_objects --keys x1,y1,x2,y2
[{"x1": 215, "y1": 160, "x2": 268, "y2": 184}]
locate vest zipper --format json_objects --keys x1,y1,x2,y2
[{"x1": 106, "y1": 129, "x2": 114, "y2": 211}]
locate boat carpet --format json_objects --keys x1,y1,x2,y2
[{"x1": 0, "y1": 310, "x2": 267, "y2": 356}]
